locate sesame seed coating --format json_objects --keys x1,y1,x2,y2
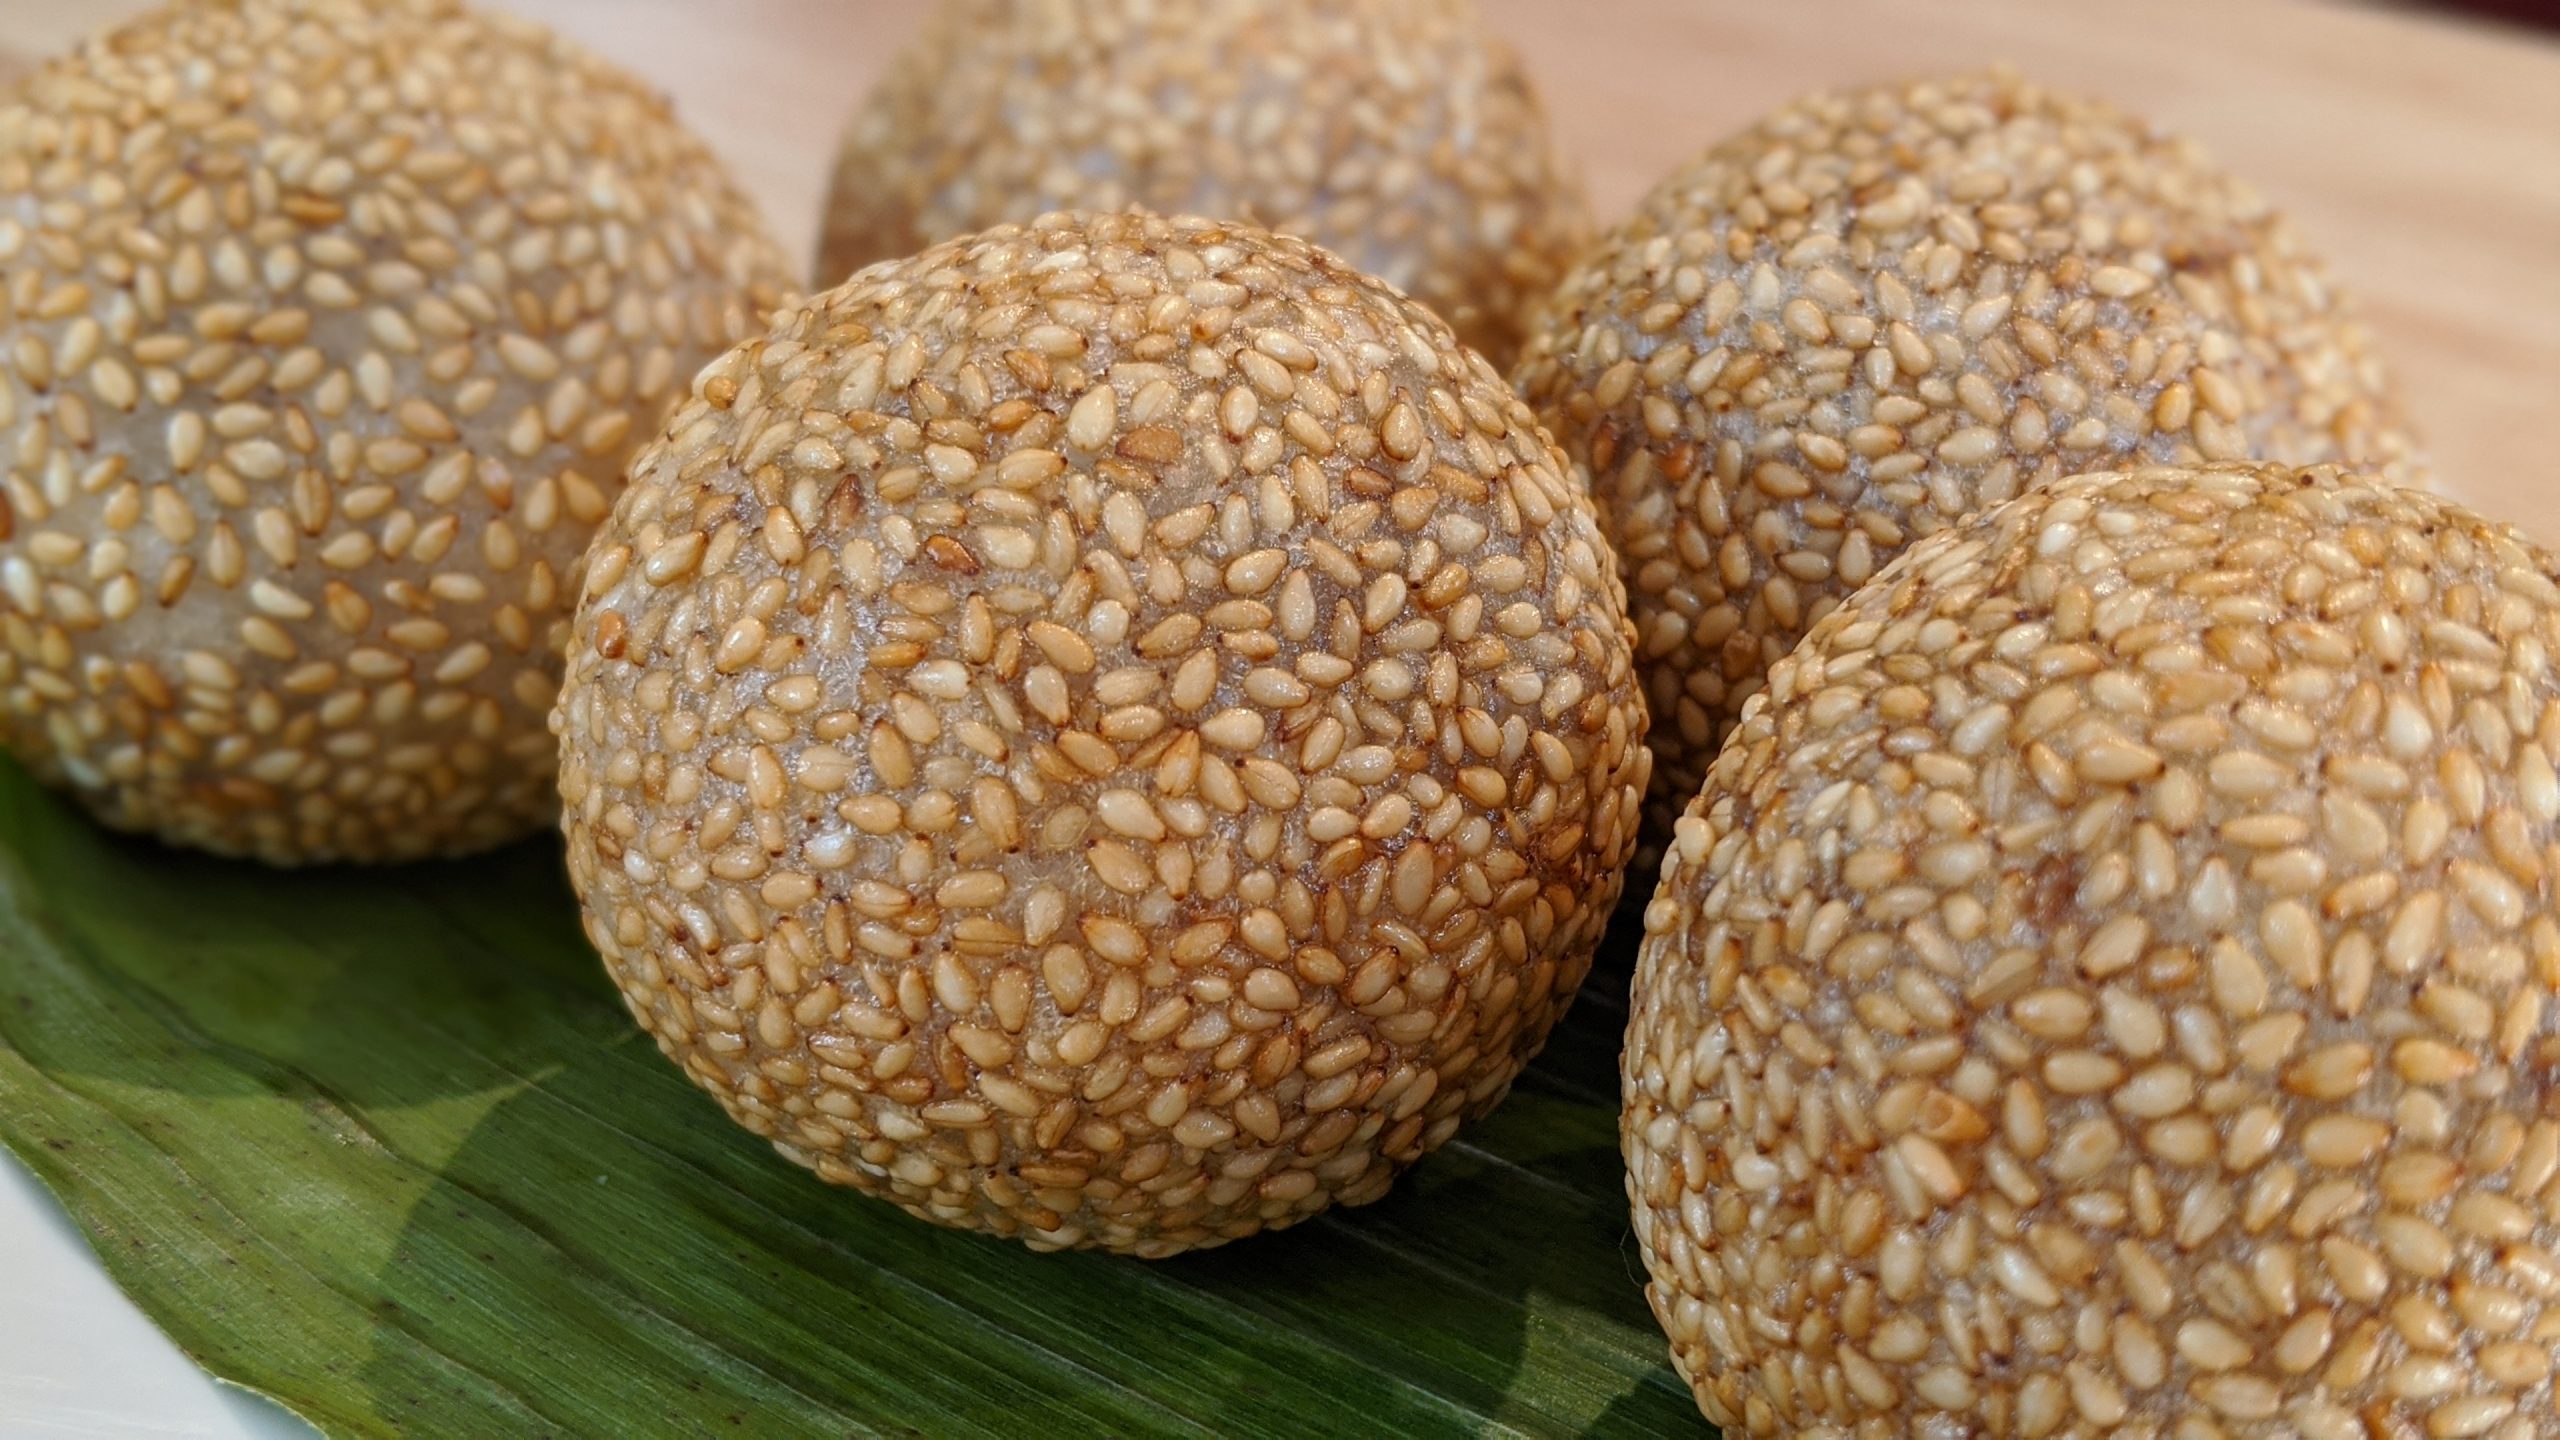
[
  {"x1": 0, "y1": 0, "x2": 791, "y2": 864},
  {"x1": 1627, "y1": 463, "x2": 2559, "y2": 1436},
  {"x1": 1515, "y1": 70, "x2": 2420, "y2": 848},
  {"x1": 816, "y1": 0, "x2": 1586, "y2": 369},
  {"x1": 558, "y1": 209, "x2": 1649, "y2": 1256}
]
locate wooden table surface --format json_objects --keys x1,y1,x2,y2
[{"x1": 3, "y1": 0, "x2": 2556, "y2": 543}]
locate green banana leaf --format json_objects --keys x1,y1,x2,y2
[{"x1": 0, "y1": 755, "x2": 1702, "y2": 1438}]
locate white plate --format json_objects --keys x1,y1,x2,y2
[{"x1": 0, "y1": 1156, "x2": 313, "y2": 1438}]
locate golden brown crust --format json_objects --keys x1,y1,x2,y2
[
  {"x1": 816, "y1": 0, "x2": 1587, "y2": 368},
  {"x1": 1516, "y1": 70, "x2": 2421, "y2": 848},
  {"x1": 0, "y1": 0, "x2": 792, "y2": 863},
  {"x1": 560, "y1": 210, "x2": 1649, "y2": 1255},
  {"x1": 1627, "y1": 463, "x2": 2557, "y2": 1434}
]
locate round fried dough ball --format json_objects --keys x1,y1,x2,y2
[
  {"x1": 559, "y1": 210, "x2": 1650, "y2": 1255},
  {"x1": 1517, "y1": 69, "x2": 2419, "y2": 843},
  {"x1": 0, "y1": 0, "x2": 791, "y2": 863},
  {"x1": 1627, "y1": 463, "x2": 2559, "y2": 1436},
  {"x1": 817, "y1": 0, "x2": 1587, "y2": 368}
]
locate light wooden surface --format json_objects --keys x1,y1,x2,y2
[{"x1": 3, "y1": 0, "x2": 2554, "y2": 532}]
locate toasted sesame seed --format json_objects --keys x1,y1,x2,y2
[
  {"x1": 1627, "y1": 464, "x2": 2560, "y2": 1434},
  {"x1": 560, "y1": 211, "x2": 1650, "y2": 1255}
]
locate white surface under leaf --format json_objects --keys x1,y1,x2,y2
[{"x1": 0, "y1": 1157, "x2": 313, "y2": 1438}]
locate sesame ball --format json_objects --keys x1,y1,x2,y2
[
  {"x1": 816, "y1": 0, "x2": 1587, "y2": 368},
  {"x1": 1516, "y1": 70, "x2": 2420, "y2": 844},
  {"x1": 1626, "y1": 463, "x2": 2560, "y2": 1436},
  {"x1": 558, "y1": 210, "x2": 1650, "y2": 1255},
  {"x1": 0, "y1": 0, "x2": 791, "y2": 864}
]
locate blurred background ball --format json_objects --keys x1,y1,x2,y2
[
  {"x1": 818, "y1": 0, "x2": 1587, "y2": 368},
  {"x1": 1517, "y1": 69, "x2": 2419, "y2": 843}
]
